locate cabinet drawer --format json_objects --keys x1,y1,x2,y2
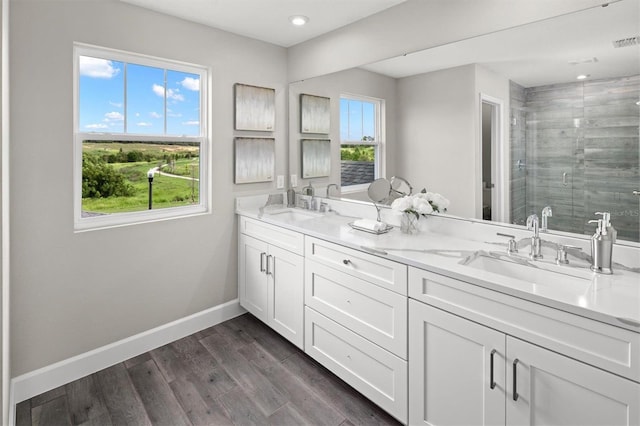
[
  {"x1": 305, "y1": 307, "x2": 408, "y2": 423},
  {"x1": 409, "y1": 267, "x2": 640, "y2": 383},
  {"x1": 306, "y1": 259, "x2": 407, "y2": 359},
  {"x1": 239, "y1": 216, "x2": 304, "y2": 255},
  {"x1": 305, "y1": 236, "x2": 407, "y2": 295}
]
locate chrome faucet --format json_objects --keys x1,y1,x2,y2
[
  {"x1": 541, "y1": 206, "x2": 552, "y2": 232},
  {"x1": 526, "y1": 214, "x2": 543, "y2": 259},
  {"x1": 302, "y1": 182, "x2": 315, "y2": 197},
  {"x1": 326, "y1": 183, "x2": 339, "y2": 199}
]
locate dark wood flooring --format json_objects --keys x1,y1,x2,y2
[{"x1": 15, "y1": 313, "x2": 401, "y2": 426}]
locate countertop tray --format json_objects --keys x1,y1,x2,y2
[{"x1": 348, "y1": 221, "x2": 394, "y2": 235}]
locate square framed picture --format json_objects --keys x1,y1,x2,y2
[
  {"x1": 234, "y1": 137, "x2": 275, "y2": 183},
  {"x1": 234, "y1": 83, "x2": 276, "y2": 131},
  {"x1": 300, "y1": 94, "x2": 330, "y2": 134},
  {"x1": 301, "y1": 139, "x2": 331, "y2": 178}
]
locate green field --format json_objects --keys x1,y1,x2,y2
[{"x1": 82, "y1": 141, "x2": 200, "y2": 214}]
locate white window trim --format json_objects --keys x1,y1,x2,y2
[
  {"x1": 339, "y1": 94, "x2": 385, "y2": 191},
  {"x1": 73, "y1": 43, "x2": 210, "y2": 231}
]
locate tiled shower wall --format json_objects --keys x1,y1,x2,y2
[{"x1": 510, "y1": 75, "x2": 639, "y2": 242}]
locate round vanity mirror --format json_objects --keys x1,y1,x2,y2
[
  {"x1": 389, "y1": 176, "x2": 413, "y2": 201},
  {"x1": 367, "y1": 178, "x2": 392, "y2": 204}
]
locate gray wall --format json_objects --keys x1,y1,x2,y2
[
  {"x1": 396, "y1": 64, "x2": 509, "y2": 219},
  {"x1": 10, "y1": 0, "x2": 287, "y2": 377},
  {"x1": 396, "y1": 65, "x2": 477, "y2": 218},
  {"x1": 522, "y1": 75, "x2": 640, "y2": 241}
]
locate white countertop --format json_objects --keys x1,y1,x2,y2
[{"x1": 236, "y1": 196, "x2": 640, "y2": 333}]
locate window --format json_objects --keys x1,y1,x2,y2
[
  {"x1": 339, "y1": 95, "x2": 384, "y2": 191},
  {"x1": 74, "y1": 44, "x2": 208, "y2": 230}
]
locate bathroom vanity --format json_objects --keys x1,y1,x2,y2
[{"x1": 236, "y1": 195, "x2": 640, "y2": 425}]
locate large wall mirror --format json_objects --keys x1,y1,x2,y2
[{"x1": 289, "y1": 0, "x2": 639, "y2": 243}]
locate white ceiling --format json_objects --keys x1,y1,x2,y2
[
  {"x1": 119, "y1": 0, "x2": 407, "y2": 47},
  {"x1": 362, "y1": 0, "x2": 640, "y2": 87}
]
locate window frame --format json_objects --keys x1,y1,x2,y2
[
  {"x1": 73, "y1": 43, "x2": 210, "y2": 231},
  {"x1": 339, "y1": 93, "x2": 385, "y2": 193}
]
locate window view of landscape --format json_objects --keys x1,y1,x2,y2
[
  {"x1": 82, "y1": 141, "x2": 200, "y2": 215},
  {"x1": 77, "y1": 50, "x2": 205, "y2": 220},
  {"x1": 340, "y1": 97, "x2": 378, "y2": 187}
]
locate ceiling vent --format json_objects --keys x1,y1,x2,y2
[{"x1": 612, "y1": 36, "x2": 639, "y2": 48}]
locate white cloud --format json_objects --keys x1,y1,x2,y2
[
  {"x1": 109, "y1": 101, "x2": 123, "y2": 108},
  {"x1": 180, "y1": 77, "x2": 200, "y2": 91},
  {"x1": 149, "y1": 112, "x2": 162, "y2": 119},
  {"x1": 152, "y1": 84, "x2": 185, "y2": 101},
  {"x1": 167, "y1": 112, "x2": 182, "y2": 118},
  {"x1": 79, "y1": 57, "x2": 120, "y2": 79},
  {"x1": 136, "y1": 122, "x2": 153, "y2": 127},
  {"x1": 182, "y1": 120, "x2": 199, "y2": 126},
  {"x1": 135, "y1": 112, "x2": 140, "y2": 117},
  {"x1": 85, "y1": 123, "x2": 108, "y2": 129},
  {"x1": 104, "y1": 111, "x2": 124, "y2": 121}
]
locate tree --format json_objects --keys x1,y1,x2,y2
[{"x1": 82, "y1": 153, "x2": 134, "y2": 198}]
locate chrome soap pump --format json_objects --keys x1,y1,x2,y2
[{"x1": 588, "y1": 212, "x2": 616, "y2": 274}]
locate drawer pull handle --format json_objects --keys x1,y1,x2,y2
[
  {"x1": 513, "y1": 359, "x2": 519, "y2": 401},
  {"x1": 266, "y1": 255, "x2": 273, "y2": 276},
  {"x1": 260, "y1": 252, "x2": 266, "y2": 273},
  {"x1": 490, "y1": 349, "x2": 496, "y2": 390},
  {"x1": 343, "y1": 259, "x2": 351, "y2": 265}
]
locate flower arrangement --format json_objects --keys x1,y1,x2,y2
[{"x1": 390, "y1": 190, "x2": 450, "y2": 218}]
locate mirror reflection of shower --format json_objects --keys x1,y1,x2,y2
[{"x1": 510, "y1": 75, "x2": 640, "y2": 242}]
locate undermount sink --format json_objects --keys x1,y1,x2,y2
[
  {"x1": 462, "y1": 251, "x2": 593, "y2": 288},
  {"x1": 264, "y1": 208, "x2": 322, "y2": 222}
]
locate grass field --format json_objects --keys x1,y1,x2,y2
[{"x1": 82, "y1": 141, "x2": 200, "y2": 214}]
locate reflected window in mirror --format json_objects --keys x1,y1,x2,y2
[{"x1": 339, "y1": 95, "x2": 384, "y2": 192}]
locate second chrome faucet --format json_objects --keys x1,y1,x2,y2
[{"x1": 526, "y1": 214, "x2": 543, "y2": 260}]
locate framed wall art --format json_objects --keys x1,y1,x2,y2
[
  {"x1": 234, "y1": 137, "x2": 275, "y2": 184},
  {"x1": 234, "y1": 83, "x2": 276, "y2": 131},
  {"x1": 301, "y1": 139, "x2": 331, "y2": 178},
  {"x1": 300, "y1": 93, "x2": 330, "y2": 134}
]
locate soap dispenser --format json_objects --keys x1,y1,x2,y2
[{"x1": 588, "y1": 211, "x2": 616, "y2": 274}]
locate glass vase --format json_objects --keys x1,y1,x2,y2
[{"x1": 400, "y1": 212, "x2": 420, "y2": 234}]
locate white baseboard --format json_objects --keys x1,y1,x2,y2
[{"x1": 9, "y1": 299, "x2": 245, "y2": 412}]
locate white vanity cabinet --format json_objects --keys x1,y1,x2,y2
[
  {"x1": 409, "y1": 267, "x2": 640, "y2": 426},
  {"x1": 304, "y1": 237, "x2": 408, "y2": 423},
  {"x1": 238, "y1": 217, "x2": 304, "y2": 349},
  {"x1": 506, "y1": 336, "x2": 639, "y2": 426},
  {"x1": 409, "y1": 300, "x2": 506, "y2": 426}
]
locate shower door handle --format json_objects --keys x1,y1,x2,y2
[
  {"x1": 562, "y1": 172, "x2": 568, "y2": 186},
  {"x1": 633, "y1": 190, "x2": 640, "y2": 196}
]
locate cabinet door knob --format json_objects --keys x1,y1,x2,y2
[
  {"x1": 343, "y1": 259, "x2": 351, "y2": 265},
  {"x1": 512, "y1": 359, "x2": 520, "y2": 401},
  {"x1": 490, "y1": 349, "x2": 497, "y2": 390}
]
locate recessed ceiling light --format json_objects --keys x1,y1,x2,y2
[
  {"x1": 576, "y1": 74, "x2": 590, "y2": 80},
  {"x1": 289, "y1": 15, "x2": 309, "y2": 26}
]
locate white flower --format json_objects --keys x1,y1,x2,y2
[
  {"x1": 391, "y1": 196, "x2": 413, "y2": 212},
  {"x1": 391, "y1": 191, "x2": 448, "y2": 216},
  {"x1": 415, "y1": 200, "x2": 433, "y2": 215}
]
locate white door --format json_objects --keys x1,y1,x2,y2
[
  {"x1": 409, "y1": 300, "x2": 506, "y2": 426},
  {"x1": 506, "y1": 336, "x2": 640, "y2": 426},
  {"x1": 238, "y1": 234, "x2": 268, "y2": 322},
  {"x1": 268, "y1": 244, "x2": 304, "y2": 349}
]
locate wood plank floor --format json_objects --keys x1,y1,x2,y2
[{"x1": 15, "y1": 313, "x2": 401, "y2": 426}]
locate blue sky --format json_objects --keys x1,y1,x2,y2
[
  {"x1": 340, "y1": 98, "x2": 375, "y2": 142},
  {"x1": 79, "y1": 56, "x2": 201, "y2": 136}
]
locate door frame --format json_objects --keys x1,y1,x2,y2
[{"x1": 478, "y1": 93, "x2": 508, "y2": 223}]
